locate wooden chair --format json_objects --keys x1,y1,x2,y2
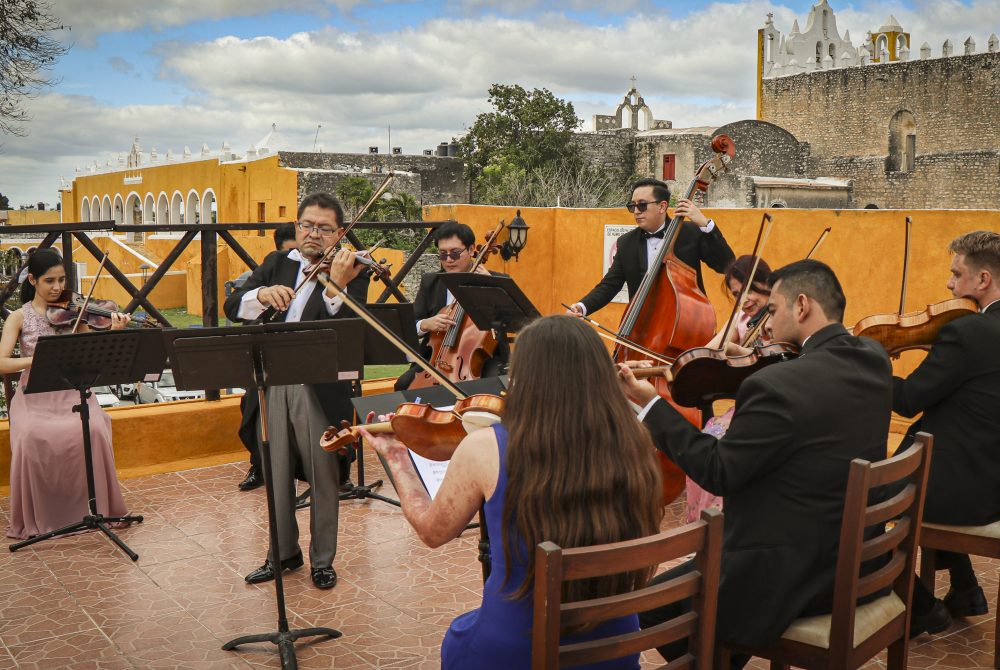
[
  {"x1": 919, "y1": 518, "x2": 1000, "y2": 668},
  {"x1": 532, "y1": 508, "x2": 723, "y2": 670},
  {"x1": 2, "y1": 372, "x2": 18, "y2": 415},
  {"x1": 721, "y1": 433, "x2": 933, "y2": 670}
]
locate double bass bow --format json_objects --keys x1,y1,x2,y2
[
  {"x1": 852, "y1": 216, "x2": 976, "y2": 356},
  {"x1": 409, "y1": 220, "x2": 507, "y2": 389},
  {"x1": 615, "y1": 134, "x2": 735, "y2": 504}
]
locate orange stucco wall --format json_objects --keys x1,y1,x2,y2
[{"x1": 425, "y1": 204, "x2": 1000, "y2": 385}]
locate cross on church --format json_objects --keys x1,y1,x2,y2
[{"x1": 629, "y1": 74, "x2": 637, "y2": 91}]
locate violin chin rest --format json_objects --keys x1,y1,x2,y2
[{"x1": 461, "y1": 411, "x2": 502, "y2": 433}]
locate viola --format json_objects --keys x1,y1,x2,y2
[
  {"x1": 667, "y1": 342, "x2": 800, "y2": 407},
  {"x1": 852, "y1": 298, "x2": 977, "y2": 356},
  {"x1": 409, "y1": 220, "x2": 506, "y2": 390},
  {"x1": 851, "y1": 216, "x2": 977, "y2": 356},
  {"x1": 46, "y1": 290, "x2": 159, "y2": 331},
  {"x1": 613, "y1": 134, "x2": 735, "y2": 504},
  {"x1": 319, "y1": 394, "x2": 504, "y2": 461}
]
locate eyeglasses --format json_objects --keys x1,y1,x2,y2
[
  {"x1": 296, "y1": 221, "x2": 340, "y2": 237},
  {"x1": 625, "y1": 200, "x2": 666, "y2": 213},
  {"x1": 437, "y1": 248, "x2": 469, "y2": 261}
]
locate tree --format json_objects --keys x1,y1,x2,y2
[
  {"x1": 477, "y1": 159, "x2": 637, "y2": 209},
  {"x1": 0, "y1": 193, "x2": 9, "y2": 209},
  {"x1": 0, "y1": 0, "x2": 70, "y2": 136},
  {"x1": 335, "y1": 176, "x2": 374, "y2": 221},
  {"x1": 459, "y1": 84, "x2": 582, "y2": 199}
]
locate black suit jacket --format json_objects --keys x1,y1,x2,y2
[
  {"x1": 643, "y1": 324, "x2": 892, "y2": 647},
  {"x1": 579, "y1": 221, "x2": 734, "y2": 315},
  {"x1": 223, "y1": 250, "x2": 370, "y2": 424},
  {"x1": 892, "y1": 301, "x2": 1000, "y2": 526}
]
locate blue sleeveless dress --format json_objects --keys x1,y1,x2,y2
[{"x1": 440, "y1": 424, "x2": 640, "y2": 669}]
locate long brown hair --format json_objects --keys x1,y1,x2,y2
[{"x1": 502, "y1": 315, "x2": 663, "y2": 602}]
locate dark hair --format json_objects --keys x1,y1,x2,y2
[
  {"x1": 768, "y1": 259, "x2": 846, "y2": 321},
  {"x1": 433, "y1": 221, "x2": 475, "y2": 248},
  {"x1": 296, "y1": 192, "x2": 344, "y2": 227},
  {"x1": 20, "y1": 248, "x2": 64, "y2": 304},
  {"x1": 630, "y1": 177, "x2": 671, "y2": 204},
  {"x1": 950, "y1": 230, "x2": 1000, "y2": 278},
  {"x1": 502, "y1": 315, "x2": 663, "y2": 606},
  {"x1": 724, "y1": 255, "x2": 772, "y2": 297},
  {"x1": 273, "y1": 222, "x2": 296, "y2": 250}
]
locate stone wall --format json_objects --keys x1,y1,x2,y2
[
  {"x1": 279, "y1": 151, "x2": 467, "y2": 205},
  {"x1": 760, "y1": 51, "x2": 1000, "y2": 208},
  {"x1": 571, "y1": 129, "x2": 636, "y2": 180}
]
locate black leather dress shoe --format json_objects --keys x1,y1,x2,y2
[
  {"x1": 944, "y1": 585, "x2": 989, "y2": 618},
  {"x1": 909, "y1": 598, "x2": 953, "y2": 638},
  {"x1": 244, "y1": 551, "x2": 304, "y2": 584},
  {"x1": 339, "y1": 479, "x2": 355, "y2": 493},
  {"x1": 311, "y1": 566, "x2": 337, "y2": 590},
  {"x1": 238, "y1": 466, "x2": 264, "y2": 491}
]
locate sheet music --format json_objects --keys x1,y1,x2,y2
[{"x1": 408, "y1": 402, "x2": 453, "y2": 499}]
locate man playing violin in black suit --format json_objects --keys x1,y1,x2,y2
[
  {"x1": 393, "y1": 221, "x2": 509, "y2": 391},
  {"x1": 898, "y1": 230, "x2": 1000, "y2": 636},
  {"x1": 567, "y1": 177, "x2": 734, "y2": 318},
  {"x1": 224, "y1": 192, "x2": 369, "y2": 591},
  {"x1": 618, "y1": 260, "x2": 893, "y2": 666}
]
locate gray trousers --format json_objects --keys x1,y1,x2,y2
[{"x1": 263, "y1": 384, "x2": 340, "y2": 568}]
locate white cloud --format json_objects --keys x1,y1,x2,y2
[{"x1": 4, "y1": 0, "x2": 998, "y2": 204}]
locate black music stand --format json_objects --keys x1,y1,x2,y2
[
  {"x1": 439, "y1": 273, "x2": 541, "y2": 362},
  {"x1": 9, "y1": 330, "x2": 162, "y2": 560},
  {"x1": 165, "y1": 321, "x2": 361, "y2": 669},
  {"x1": 335, "y1": 303, "x2": 419, "y2": 505}
]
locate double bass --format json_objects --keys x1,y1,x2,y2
[
  {"x1": 409, "y1": 220, "x2": 506, "y2": 389},
  {"x1": 615, "y1": 135, "x2": 736, "y2": 503}
]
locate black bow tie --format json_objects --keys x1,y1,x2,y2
[{"x1": 641, "y1": 229, "x2": 665, "y2": 240}]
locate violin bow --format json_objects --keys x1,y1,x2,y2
[
  {"x1": 719, "y1": 212, "x2": 773, "y2": 349},
  {"x1": 265, "y1": 172, "x2": 395, "y2": 322},
  {"x1": 900, "y1": 216, "x2": 912, "y2": 315},
  {"x1": 741, "y1": 226, "x2": 831, "y2": 347},
  {"x1": 71, "y1": 252, "x2": 110, "y2": 334},
  {"x1": 315, "y1": 273, "x2": 469, "y2": 405},
  {"x1": 469, "y1": 219, "x2": 506, "y2": 273},
  {"x1": 560, "y1": 303, "x2": 674, "y2": 365}
]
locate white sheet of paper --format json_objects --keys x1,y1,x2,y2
[{"x1": 407, "y1": 402, "x2": 454, "y2": 500}]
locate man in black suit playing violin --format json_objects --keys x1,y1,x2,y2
[
  {"x1": 567, "y1": 177, "x2": 734, "y2": 318},
  {"x1": 897, "y1": 230, "x2": 1000, "y2": 636},
  {"x1": 394, "y1": 221, "x2": 509, "y2": 391},
  {"x1": 224, "y1": 192, "x2": 369, "y2": 591}
]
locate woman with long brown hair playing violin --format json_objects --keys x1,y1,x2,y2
[
  {"x1": 360, "y1": 315, "x2": 663, "y2": 669},
  {"x1": 1, "y1": 249, "x2": 131, "y2": 539}
]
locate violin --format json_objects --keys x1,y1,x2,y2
[
  {"x1": 46, "y1": 290, "x2": 159, "y2": 331},
  {"x1": 852, "y1": 217, "x2": 977, "y2": 356},
  {"x1": 320, "y1": 394, "x2": 504, "y2": 461},
  {"x1": 667, "y1": 342, "x2": 799, "y2": 407},
  {"x1": 409, "y1": 220, "x2": 506, "y2": 390},
  {"x1": 613, "y1": 135, "x2": 735, "y2": 504}
]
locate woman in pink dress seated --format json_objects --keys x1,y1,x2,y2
[
  {"x1": 686, "y1": 255, "x2": 774, "y2": 522},
  {"x1": 2, "y1": 249, "x2": 130, "y2": 540}
]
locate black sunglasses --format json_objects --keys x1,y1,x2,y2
[
  {"x1": 437, "y1": 248, "x2": 469, "y2": 261},
  {"x1": 625, "y1": 200, "x2": 666, "y2": 213}
]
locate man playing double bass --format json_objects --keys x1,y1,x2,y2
[
  {"x1": 394, "y1": 221, "x2": 509, "y2": 391},
  {"x1": 567, "y1": 177, "x2": 734, "y2": 318},
  {"x1": 896, "y1": 230, "x2": 1000, "y2": 635}
]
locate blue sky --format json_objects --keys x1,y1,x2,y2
[{"x1": 0, "y1": 0, "x2": 992, "y2": 206}]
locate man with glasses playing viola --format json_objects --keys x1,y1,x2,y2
[
  {"x1": 223, "y1": 192, "x2": 369, "y2": 591},
  {"x1": 568, "y1": 177, "x2": 734, "y2": 318},
  {"x1": 394, "y1": 221, "x2": 509, "y2": 390}
]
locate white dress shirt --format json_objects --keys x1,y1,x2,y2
[{"x1": 237, "y1": 249, "x2": 344, "y2": 322}]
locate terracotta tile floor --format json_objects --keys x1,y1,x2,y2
[{"x1": 1, "y1": 456, "x2": 996, "y2": 669}]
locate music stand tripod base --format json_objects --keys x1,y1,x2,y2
[{"x1": 9, "y1": 330, "x2": 161, "y2": 560}]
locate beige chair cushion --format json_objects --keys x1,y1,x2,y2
[
  {"x1": 924, "y1": 520, "x2": 1000, "y2": 540},
  {"x1": 780, "y1": 592, "x2": 906, "y2": 649}
]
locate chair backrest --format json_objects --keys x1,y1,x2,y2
[
  {"x1": 827, "y1": 432, "x2": 933, "y2": 653},
  {"x1": 532, "y1": 508, "x2": 723, "y2": 670},
  {"x1": 2, "y1": 372, "x2": 18, "y2": 414}
]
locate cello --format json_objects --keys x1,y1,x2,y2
[
  {"x1": 853, "y1": 216, "x2": 977, "y2": 355},
  {"x1": 615, "y1": 135, "x2": 735, "y2": 503},
  {"x1": 409, "y1": 220, "x2": 506, "y2": 389}
]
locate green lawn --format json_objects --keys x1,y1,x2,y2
[{"x1": 153, "y1": 308, "x2": 408, "y2": 379}]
